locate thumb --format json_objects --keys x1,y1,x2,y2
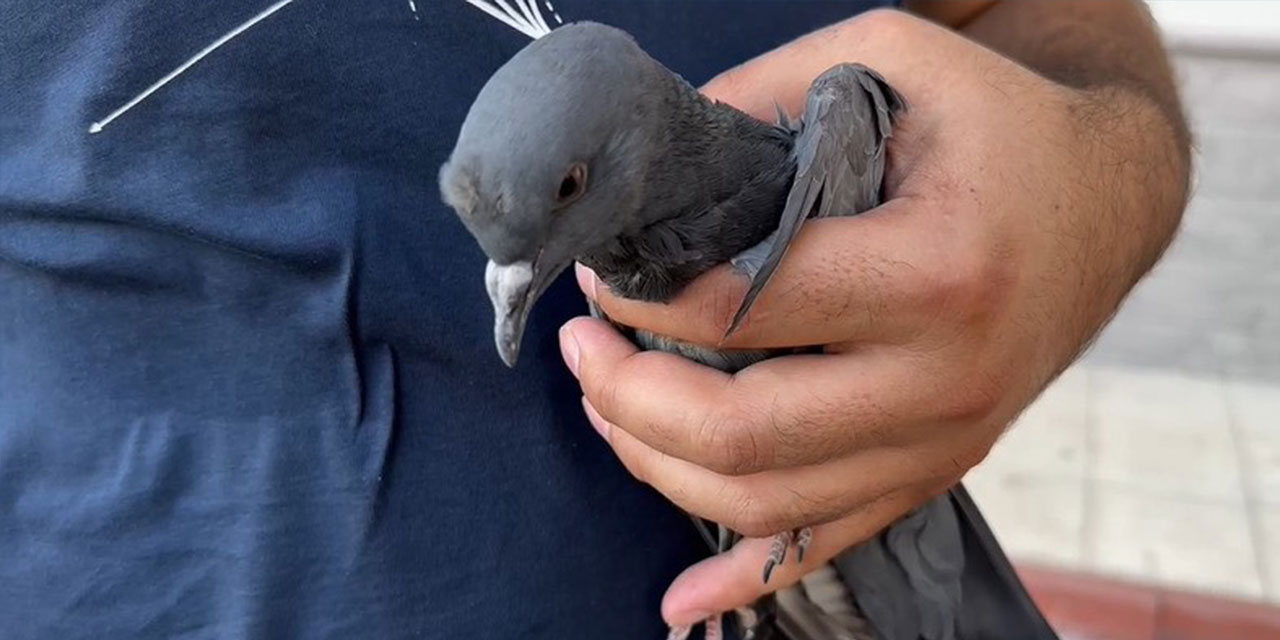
[
  {"x1": 662, "y1": 536, "x2": 812, "y2": 627},
  {"x1": 661, "y1": 492, "x2": 915, "y2": 626}
]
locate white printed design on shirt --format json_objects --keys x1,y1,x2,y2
[
  {"x1": 463, "y1": 0, "x2": 561, "y2": 39},
  {"x1": 88, "y1": 0, "x2": 567, "y2": 134}
]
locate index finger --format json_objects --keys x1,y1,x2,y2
[
  {"x1": 661, "y1": 488, "x2": 923, "y2": 626},
  {"x1": 583, "y1": 199, "x2": 962, "y2": 349},
  {"x1": 567, "y1": 315, "x2": 938, "y2": 476}
]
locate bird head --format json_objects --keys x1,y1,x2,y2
[{"x1": 439, "y1": 22, "x2": 666, "y2": 367}]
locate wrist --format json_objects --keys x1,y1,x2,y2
[
  {"x1": 1072, "y1": 83, "x2": 1191, "y2": 256},
  {"x1": 1057, "y1": 83, "x2": 1191, "y2": 351}
]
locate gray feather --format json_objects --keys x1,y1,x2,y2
[
  {"x1": 729, "y1": 229, "x2": 779, "y2": 281},
  {"x1": 727, "y1": 64, "x2": 905, "y2": 336},
  {"x1": 774, "y1": 565, "x2": 876, "y2": 640},
  {"x1": 834, "y1": 496, "x2": 964, "y2": 640}
]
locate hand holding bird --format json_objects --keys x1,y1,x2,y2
[{"x1": 563, "y1": 7, "x2": 1189, "y2": 632}]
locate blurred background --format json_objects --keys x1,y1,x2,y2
[{"x1": 964, "y1": 2, "x2": 1280, "y2": 638}]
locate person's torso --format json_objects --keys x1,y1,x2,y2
[{"x1": 0, "y1": 2, "x2": 892, "y2": 637}]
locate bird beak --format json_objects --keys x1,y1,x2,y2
[{"x1": 485, "y1": 257, "x2": 568, "y2": 367}]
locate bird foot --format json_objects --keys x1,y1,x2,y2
[
  {"x1": 667, "y1": 612, "x2": 723, "y2": 640},
  {"x1": 704, "y1": 613, "x2": 723, "y2": 640},
  {"x1": 761, "y1": 526, "x2": 813, "y2": 583},
  {"x1": 735, "y1": 606, "x2": 762, "y2": 639},
  {"x1": 796, "y1": 526, "x2": 813, "y2": 563}
]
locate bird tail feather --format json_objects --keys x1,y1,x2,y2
[{"x1": 717, "y1": 484, "x2": 1059, "y2": 640}]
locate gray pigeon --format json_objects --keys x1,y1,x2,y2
[{"x1": 439, "y1": 22, "x2": 1058, "y2": 640}]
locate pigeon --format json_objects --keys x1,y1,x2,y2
[{"x1": 439, "y1": 21, "x2": 1058, "y2": 640}]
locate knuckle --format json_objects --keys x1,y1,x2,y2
[
  {"x1": 938, "y1": 372, "x2": 1005, "y2": 424},
  {"x1": 727, "y1": 490, "x2": 789, "y2": 538},
  {"x1": 938, "y1": 261, "x2": 988, "y2": 318},
  {"x1": 788, "y1": 390, "x2": 859, "y2": 457},
  {"x1": 846, "y1": 9, "x2": 916, "y2": 47},
  {"x1": 695, "y1": 402, "x2": 771, "y2": 476},
  {"x1": 599, "y1": 350, "x2": 659, "y2": 417},
  {"x1": 617, "y1": 452, "x2": 649, "y2": 485},
  {"x1": 588, "y1": 372, "x2": 623, "y2": 418},
  {"x1": 922, "y1": 244, "x2": 1015, "y2": 330},
  {"x1": 951, "y1": 441, "x2": 991, "y2": 473},
  {"x1": 929, "y1": 440, "x2": 992, "y2": 485}
]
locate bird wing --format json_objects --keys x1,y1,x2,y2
[{"x1": 726, "y1": 63, "x2": 905, "y2": 336}]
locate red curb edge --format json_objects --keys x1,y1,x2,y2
[{"x1": 1015, "y1": 563, "x2": 1280, "y2": 640}]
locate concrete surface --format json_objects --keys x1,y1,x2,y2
[{"x1": 967, "y1": 45, "x2": 1280, "y2": 604}]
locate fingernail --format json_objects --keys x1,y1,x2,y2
[
  {"x1": 559, "y1": 324, "x2": 581, "y2": 377},
  {"x1": 581, "y1": 397, "x2": 611, "y2": 441},
  {"x1": 574, "y1": 262, "x2": 599, "y2": 300}
]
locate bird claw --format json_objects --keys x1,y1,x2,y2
[
  {"x1": 796, "y1": 526, "x2": 813, "y2": 564},
  {"x1": 762, "y1": 527, "x2": 813, "y2": 582},
  {"x1": 667, "y1": 612, "x2": 723, "y2": 640},
  {"x1": 762, "y1": 530, "x2": 794, "y2": 583},
  {"x1": 704, "y1": 613, "x2": 723, "y2": 640},
  {"x1": 670, "y1": 526, "x2": 818, "y2": 639},
  {"x1": 735, "y1": 607, "x2": 760, "y2": 637}
]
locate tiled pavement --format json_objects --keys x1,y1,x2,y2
[
  {"x1": 965, "y1": 48, "x2": 1280, "y2": 608},
  {"x1": 968, "y1": 365, "x2": 1280, "y2": 602}
]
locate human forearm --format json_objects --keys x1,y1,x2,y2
[
  {"x1": 908, "y1": 1, "x2": 1183, "y2": 126},
  {"x1": 957, "y1": 1, "x2": 1185, "y2": 136},
  {"x1": 976, "y1": 1, "x2": 1190, "y2": 340}
]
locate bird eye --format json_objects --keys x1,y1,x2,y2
[{"x1": 555, "y1": 163, "x2": 587, "y2": 207}]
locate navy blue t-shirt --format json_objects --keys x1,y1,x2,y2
[{"x1": 1, "y1": 2, "x2": 891, "y2": 638}]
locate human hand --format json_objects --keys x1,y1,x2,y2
[{"x1": 558, "y1": 8, "x2": 1187, "y2": 627}]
